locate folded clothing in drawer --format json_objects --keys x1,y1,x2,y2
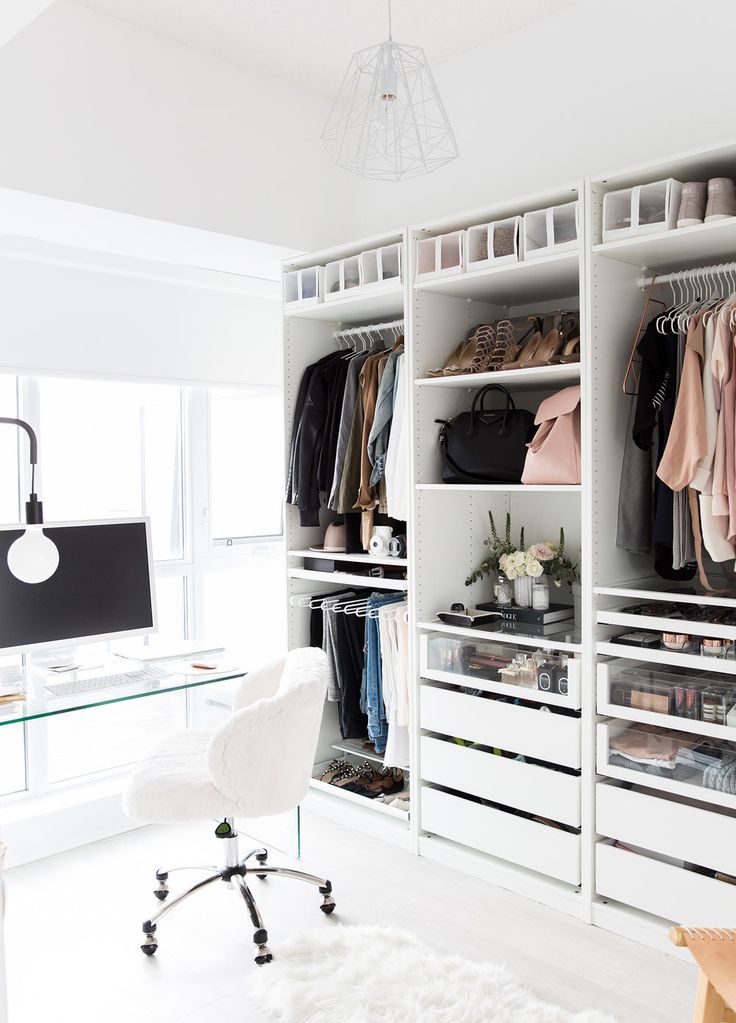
[{"x1": 607, "y1": 723, "x2": 736, "y2": 792}]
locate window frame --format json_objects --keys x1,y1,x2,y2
[{"x1": 0, "y1": 375, "x2": 284, "y2": 810}]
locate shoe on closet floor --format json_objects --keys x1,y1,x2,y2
[
  {"x1": 705, "y1": 177, "x2": 736, "y2": 221},
  {"x1": 677, "y1": 181, "x2": 707, "y2": 227}
]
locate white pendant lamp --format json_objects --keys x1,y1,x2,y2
[
  {"x1": 321, "y1": 0, "x2": 459, "y2": 181},
  {"x1": 0, "y1": 417, "x2": 59, "y2": 584}
]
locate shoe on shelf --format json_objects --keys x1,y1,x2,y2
[
  {"x1": 677, "y1": 181, "x2": 708, "y2": 228},
  {"x1": 443, "y1": 325, "x2": 495, "y2": 376},
  {"x1": 550, "y1": 311, "x2": 581, "y2": 365},
  {"x1": 705, "y1": 177, "x2": 736, "y2": 221},
  {"x1": 425, "y1": 338, "x2": 469, "y2": 378},
  {"x1": 498, "y1": 316, "x2": 544, "y2": 370},
  {"x1": 319, "y1": 758, "x2": 349, "y2": 784},
  {"x1": 361, "y1": 767, "x2": 405, "y2": 799}
]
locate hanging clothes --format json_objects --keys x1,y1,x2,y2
[{"x1": 384, "y1": 353, "x2": 410, "y2": 521}]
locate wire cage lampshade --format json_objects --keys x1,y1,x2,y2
[{"x1": 321, "y1": 2, "x2": 459, "y2": 181}]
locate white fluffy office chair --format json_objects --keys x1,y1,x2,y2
[{"x1": 123, "y1": 647, "x2": 332, "y2": 966}]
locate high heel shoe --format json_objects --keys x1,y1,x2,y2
[
  {"x1": 550, "y1": 312, "x2": 580, "y2": 364},
  {"x1": 426, "y1": 338, "x2": 469, "y2": 377},
  {"x1": 444, "y1": 325, "x2": 496, "y2": 375},
  {"x1": 498, "y1": 317, "x2": 545, "y2": 370}
]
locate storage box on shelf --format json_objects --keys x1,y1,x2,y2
[
  {"x1": 602, "y1": 179, "x2": 682, "y2": 242},
  {"x1": 466, "y1": 217, "x2": 522, "y2": 270},
  {"x1": 524, "y1": 201, "x2": 579, "y2": 259},
  {"x1": 597, "y1": 719, "x2": 736, "y2": 810},
  {"x1": 420, "y1": 631, "x2": 581, "y2": 708},
  {"x1": 597, "y1": 658, "x2": 736, "y2": 739},
  {"x1": 325, "y1": 254, "x2": 362, "y2": 301},
  {"x1": 415, "y1": 230, "x2": 465, "y2": 281},
  {"x1": 284, "y1": 265, "x2": 325, "y2": 308},
  {"x1": 360, "y1": 243, "x2": 403, "y2": 290}
]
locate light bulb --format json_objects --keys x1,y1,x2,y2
[{"x1": 7, "y1": 525, "x2": 60, "y2": 584}]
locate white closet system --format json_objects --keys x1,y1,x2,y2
[{"x1": 283, "y1": 138, "x2": 736, "y2": 956}]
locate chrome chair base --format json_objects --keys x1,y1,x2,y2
[{"x1": 139, "y1": 818, "x2": 335, "y2": 965}]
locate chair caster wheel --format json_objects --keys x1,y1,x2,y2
[
  {"x1": 256, "y1": 874, "x2": 267, "y2": 881},
  {"x1": 320, "y1": 895, "x2": 336, "y2": 914},
  {"x1": 255, "y1": 851, "x2": 267, "y2": 879},
  {"x1": 141, "y1": 936, "x2": 158, "y2": 956},
  {"x1": 255, "y1": 945, "x2": 273, "y2": 966},
  {"x1": 153, "y1": 882, "x2": 169, "y2": 901}
]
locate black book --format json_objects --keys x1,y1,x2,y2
[{"x1": 476, "y1": 601, "x2": 575, "y2": 625}]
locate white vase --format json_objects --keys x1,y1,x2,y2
[{"x1": 513, "y1": 575, "x2": 533, "y2": 608}]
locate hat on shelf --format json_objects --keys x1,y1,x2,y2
[{"x1": 309, "y1": 521, "x2": 346, "y2": 553}]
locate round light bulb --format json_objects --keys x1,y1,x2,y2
[{"x1": 7, "y1": 526, "x2": 60, "y2": 584}]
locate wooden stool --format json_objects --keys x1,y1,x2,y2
[{"x1": 670, "y1": 927, "x2": 736, "y2": 1023}]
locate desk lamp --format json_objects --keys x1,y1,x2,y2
[{"x1": 0, "y1": 417, "x2": 59, "y2": 584}]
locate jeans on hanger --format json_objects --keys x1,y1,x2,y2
[{"x1": 363, "y1": 592, "x2": 405, "y2": 754}]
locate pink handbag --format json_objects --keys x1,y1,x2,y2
[{"x1": 521, "y1": 385, "x2": 581, "y2": 485}]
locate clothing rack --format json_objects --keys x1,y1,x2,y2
[
  {"x1": 289, "y1": 591, "x2": 407, "y2": 619},
  {"x1": 334, "y1": 318, "x2": 404, "y2": 342},
  {"x1": 639, "y1": 261, "x2": 736, "y2": 288}
]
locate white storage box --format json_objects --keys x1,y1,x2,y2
[
  {"x1": 421, "y1": 786, "x2": 581, "y2": 885},
  {"x1": 324, "y1": 255, "x2": 363, "y2": 301},
  {"x1": 596, "y1": 839, "x2": 736, "y2": 926},
  {"x1": 421, "y1": 735, "x2": 581, "y2": 827},
  {"x1": 415, "y1": 231, "x2": 465, "y2": 281},
  {"x1": 597, "y1": 781, "x2": 736, "y2": 878},
  {"x1": 524, "y1": 201, "x2": 580, "y2": 259},
  {"x1": 466, "y1": 217, "x2": 522, "y2": 270},
  {"x1": 283, "y1": 266, "x2": 325, "y2": 307},
  {"x1": 360, "y1": 243, "x2": 403, "y2": 290},
  {"x1": 602, "y1": 179, "x2": 682, "y2": 242},
  {"x1": 420, "y1": 683, "x2": 581, "y2": 768}
]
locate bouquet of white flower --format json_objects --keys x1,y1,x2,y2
[{"x1": 466, "y1": 513, "x2": 578, "y2": 589}]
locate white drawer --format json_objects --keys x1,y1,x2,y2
[
  {"x1": 421, "y1": 684, "x2": 581, "y2": 769},
  {"x1": 421, "y1": 786, "x2": 580, "y2": 885},
  {"x1": 597, "y1": 782, "x2": 736, "y2": 878},
  {"x1": 421, "y1": 735, "x2": 580, "y2": 827},
  {"x1": 596, "y1": 841, "x2": 736, "y2": 926}
]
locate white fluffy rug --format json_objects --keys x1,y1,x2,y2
[{"x1": 249, "y1": 924, "x2": 617, "y2": 1023}]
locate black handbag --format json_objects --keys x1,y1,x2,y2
[{"x1": 437, "y1": 384, "x2": 536, "y2": 484}]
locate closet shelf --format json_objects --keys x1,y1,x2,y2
[
  {"x1": 415, "y1": 362, "x2": 580, "y2": 392},
  {"x1": 416, "y1": 483, "x2": 582, "y2": 493},
  {"x1": 593, "y1": 217, "x2": 736, "y2": 274},
  {"x1": 283, "y1": 283, "x2": 404, "y2": 324},
  {"x1": 421, "y1": 666, "x2": 579, "y2": 710},
  {"x1": 288, "y1": 567, "x2": 408, "y2": 591},
  {"x1": 595, "y1": 584, "x2": 736, "y2": 611},
  {"x1": 413, "y1": 250, "x2": 579, "y2": 304},
  {"x1": 288, "y1": 549, "x2": 408, "y2": 568},
  {"x1": 332, "y1": 738, "x2": 385, "y2": 765},
  {"x1": 598, "y1": 606, "x2": 736, "y2": 642},
  {"x1": 597, "y1": 641, "x2": 736, "y2": 677},
  {"x1": 309, "y1": 775, "x2": 409, "y2": 820},
  {"x1": 418, "y1": 619, "x2": 582, "y2": 654}
]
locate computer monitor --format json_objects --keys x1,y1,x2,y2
[{"x1": 0, "y1": 518, "x2": 157, "y2": 653}]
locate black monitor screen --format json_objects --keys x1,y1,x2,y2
[{"x1": 0, "y1": 520, "x2": 155, "y2": 651}]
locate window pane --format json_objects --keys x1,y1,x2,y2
[
  {"x1": 202, "y1": 552, "x2": 285, "y2": 666},
  {"x1": 38, "y1": 378, "x2": 184, "y2": 561},
  {"x1": 47, "y1": 691, "x2": 186, "y2": 783},
  {"x1": 209, "y1": 389, "x2": 283, "y2": 540},
  {"x1": 0, "y1": 376, "x2": 19, "y2": 524}
]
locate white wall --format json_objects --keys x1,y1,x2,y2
[
  {"x1": 0, "y1": 1, "x2": 350, "y2": 252},
  {"x1": 0, "y1": 240, "x2": 282, "y2": 387},
  {"x1": 347, "y1": 0, "x2": 736, "y2": 236}
]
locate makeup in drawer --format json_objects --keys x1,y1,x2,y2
[
  {"x1": 597, "y1": 781, "x2": 736, "y2": 879},
  {"x1": 596, "y1": 840, "x2": 736, "y2": 926},
  {"x1": 421, "y1": 786, "x2": 580, "y2": 885},
  {"x1": 421, "y1": 735, "x2": 580, "y2": 827},
  {"x1": 421, "y1": 683, "x2": 581, "y2": 769}
]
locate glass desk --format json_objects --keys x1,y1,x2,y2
[{"x1": 0, "y1": 664, "x2": 247, "y2": 727}]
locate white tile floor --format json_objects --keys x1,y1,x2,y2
[{"x1": 5, "y1": 812, "x2": 697, "y2": 1022}]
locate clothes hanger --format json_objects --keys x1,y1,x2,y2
[{"x1": 622, "y1": 277, "x2": 666, "y2": 395}]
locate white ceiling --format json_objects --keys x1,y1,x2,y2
[{"x1": 71, "y1": 0, "x2": 576, "y2": 97}]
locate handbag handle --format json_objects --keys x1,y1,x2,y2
[{"x1": 470, "y1": 384, "x2": 516, "y2": 436}]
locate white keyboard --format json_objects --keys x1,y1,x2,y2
[{"x1": 46, "y1": 665, "x2": 171, "y2": 698}]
